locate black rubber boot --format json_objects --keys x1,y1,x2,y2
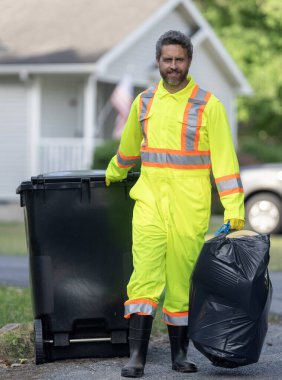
[
  {"x1": 121, "y1": 314, "x2": 153, "y2": 378},
  {"x1": 168, "y1": 325, "x2": 197, "y2": 373}
]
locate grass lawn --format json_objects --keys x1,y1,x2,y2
[
  {"x1": 0, "y1": 222, "x2": 27, "y2": 256},
  {"x1": 0, "y1": 286, "x2": 32, "y2": 328},
  {"x1": 1, "y1": 218, "x2": 282, "y2": 269}
]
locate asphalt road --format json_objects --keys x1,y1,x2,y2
[{"x1": 1, "y1": 323, "x2": 282, "y2": 380}]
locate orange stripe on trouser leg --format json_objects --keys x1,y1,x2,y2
[
  {"x1": 124, "y1": 299, "x2": 158, "y2": 319},
  {"x1": 161, "y1": 308, "x2": 189, "y2": 326}
]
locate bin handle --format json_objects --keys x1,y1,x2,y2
[{"x1": 226, "y1": 230, "x2": 259, "y2": 238}]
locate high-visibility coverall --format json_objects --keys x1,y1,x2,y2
[{"x1": 106, "y1": 75, "x2": 245, "y2": 326}]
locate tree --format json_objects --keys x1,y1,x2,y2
[{"x1": 195, "y1": 0, "x2": 282, "y2": 162}]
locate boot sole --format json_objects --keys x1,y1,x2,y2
[
  {"x1": 121, "y1": 367, "x2": 144, "y2": 378},
  {"x1": 172, "y1": 364, "x2": 198, "y2": 373}
]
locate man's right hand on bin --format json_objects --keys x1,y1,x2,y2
[{"x1": 105, "y1": 161, "x2": 128, "y2": 187}]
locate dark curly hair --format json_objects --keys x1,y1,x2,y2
[{"x1": 156, "y1": 30, "x2": 193, "y2": 60}]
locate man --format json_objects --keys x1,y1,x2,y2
[{"x1": 106, "y1": 30, "x2": 245, "y2": 378}]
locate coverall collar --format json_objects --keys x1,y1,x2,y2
[{"x1": 158, "y1": 75, "x2": 195, "y2": 99}]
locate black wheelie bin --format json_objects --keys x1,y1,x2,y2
[{"x1": 16, "y1": 170, "x2": 138, "y2": 364}]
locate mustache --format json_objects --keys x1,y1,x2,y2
[{"x1": 167, "y1": 69, "x2": 181, "y2": 73}]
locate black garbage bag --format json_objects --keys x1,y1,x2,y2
[{"x1": 189, "y1": 232, "x2": 272, "y2": 368}]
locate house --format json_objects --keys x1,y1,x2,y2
[{"x1": 0, "y1": 0, "x2": 252, "y2": 201}]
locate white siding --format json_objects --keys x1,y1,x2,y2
[
  {"x1": 191, "y1": 40, "x2": 237, "y2": 142},
  {"x1": 41, "y1": 76, "x2": 84, "y2": 138},
  {"x1": 0, "y1": 78, "x2": 28, "y2": 200}
]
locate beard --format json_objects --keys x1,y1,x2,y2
[{"x1": 160, "y1": 67, "x2": 189, "y2": 87}]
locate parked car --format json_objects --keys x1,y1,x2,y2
[{"x1": 241, "y1": 163, "x2": 282, "y2": 234}]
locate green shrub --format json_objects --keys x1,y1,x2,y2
[
  {"x1": 92, "y1": 140, "x2": 119, "y2": 170},
  {"x1": 92, "y1": 139, "x2": 141, "y2": 172},
  {"x1": 239, "y1": 136, "x2": 282, "y2": 163}
]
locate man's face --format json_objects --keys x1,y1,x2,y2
[{"x1": 157, "y1": 44, "x2": 191, "y2": 88}]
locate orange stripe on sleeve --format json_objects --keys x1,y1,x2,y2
[
  {"x1": 219, "y1": 188, "x2": 244, "y2": 197},
  {"x1": 215, "y1": 173, "x2": 241, "y2": 183}
]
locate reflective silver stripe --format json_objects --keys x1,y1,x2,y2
[
  {"x1": 161, "y1": 312, "x2": 188, "y2": 326},
  {"x1": 217, "y1": 177, "x2": 243, "y2": 192},
  {"x1": 139, "y1": 87, "x2": 156, "y2": 145},
  {"x1": 141, "y1": 151, "x2": 210, "y2": 166},
  {"x1": 124, "y1": 302, "x2": 157, "y2": 317},
  {"x1": 140, "y1": 87, "x2": 155, "y2": 120},
  {"x1": 117, "y1": 151, "x2": 140, "y2": 167},
  {"x1": 184, "y1": 88, "x2": 209, "y2": 151},
  {"x1": 193, "y1": 87, "x2": 208, "y2": 102}
]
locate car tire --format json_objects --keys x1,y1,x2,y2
[{"x1": 245, "y1": 192, "x2": 282, "y2": 234}]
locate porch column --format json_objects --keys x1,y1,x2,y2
[
  {"x1": 83, "y1": 74, "x2": 95, "y2": 169},
  {"x1": 27, "y1": 76, "x2": 41, "y2": 176}
]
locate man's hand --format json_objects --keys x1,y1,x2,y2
[
  {"x1": 105, "y1": 177, "x2": 123, "y2": 187},
  {"x1": 224, "y1": 218, "x2": 245, "y2": 230}
]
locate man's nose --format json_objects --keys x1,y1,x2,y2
[{"x1": 170, "y1": 59, "x2": 177, "y2": 69}]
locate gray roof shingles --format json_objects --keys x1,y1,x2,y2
[{"x1": 0, "y1": 0, "x2": 167, "y2": 64}]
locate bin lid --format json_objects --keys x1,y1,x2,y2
[{"x1": 16, "y1": 170, "x2": 139, "y2": 193}]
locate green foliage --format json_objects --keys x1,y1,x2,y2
[
  {"x1": 195, "y1": 0, "x2": 282, "y2": 160},
  {"x1": 0, "y1": 286, "x2": 32, "y2": 328},
  {"x1": 91, "y1": 139, "x2": 119, "y2": 169},
  {"x1": 240, "y1": 136, "x2": 282, "y2": 163}
]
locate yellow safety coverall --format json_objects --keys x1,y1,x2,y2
[{"x1": 106, "y1": 75, "x2": 245, "y2": 325}]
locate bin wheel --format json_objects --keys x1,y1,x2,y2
[{"x1": 34, "y1": 319, "x2": 45, "y2": 364}]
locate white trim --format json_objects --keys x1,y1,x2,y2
[
  {"x1": 0, "y1": 64, "x2": 96, "y2": 75},
  {"x1": 191, "y1": 28, "x2": 208, "y2": 48},
  {"x1": 96, "y1": 0, "x2": 180, "y2": 74},
  {"x1": 83, "y1": 74, "x2": 95, "y2": 168},
  {"x1": 27, "y1": 76, "x2": 41, "y2": 176}
]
